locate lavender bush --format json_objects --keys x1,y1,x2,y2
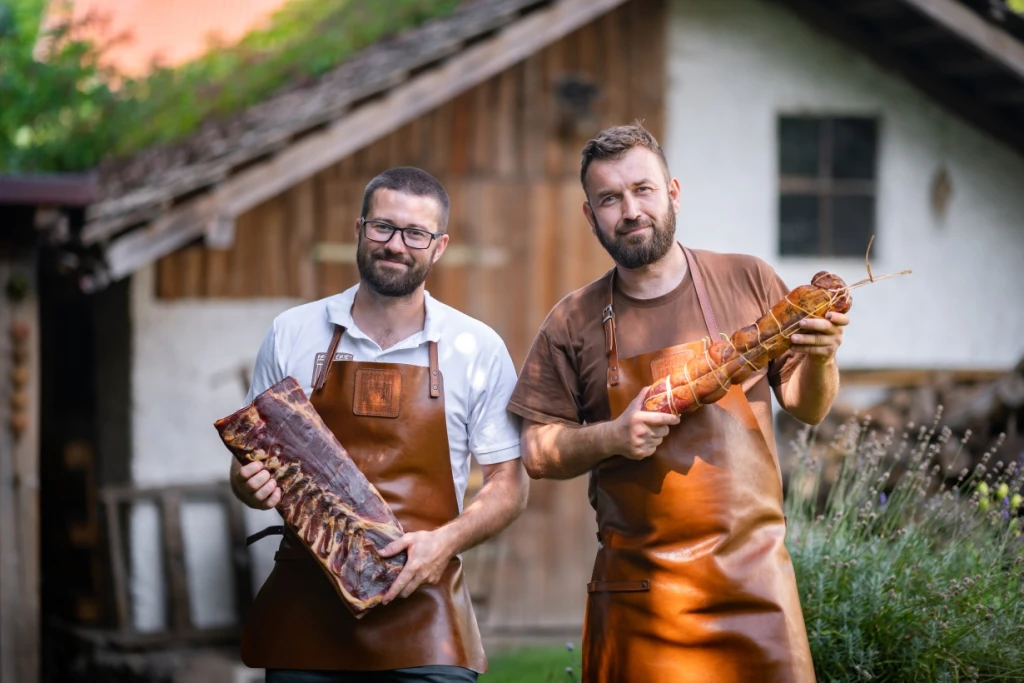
[{"x1": 786, "y1": 411, "x2": 1024, "y2": 682}]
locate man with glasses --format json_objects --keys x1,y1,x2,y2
[{"x1": 230, "y1": 167, "x2": 529, "y2": 682}]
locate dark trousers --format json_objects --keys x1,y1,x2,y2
[{"x1": 265, "y1": 666, "x2": 479, "y2": 683}]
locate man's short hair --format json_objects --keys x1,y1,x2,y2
[
  {"x1": 360, "y1": 167, "x2": 450, "y2": 232},
  {"x1": 579, "y1": 122, "x2": 670, "y2": 195}
]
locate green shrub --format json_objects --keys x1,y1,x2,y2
[{"x1": 786, "y1": 412, "x2": 1024, "y2": 682}]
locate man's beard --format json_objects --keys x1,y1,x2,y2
[
  {"x1": 356, "y1": 236, "x2": 434, "y2": 297},
  {"x1": 594, "y1": 204, "x2": 677, "y2": 270}
]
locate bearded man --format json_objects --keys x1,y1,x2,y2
[
  {"x1": 230, "y1": 167, "x2": 528, "y2": 683},
  {"x1": 508, "y1": 124, "x2": 849, "y2": 682}
]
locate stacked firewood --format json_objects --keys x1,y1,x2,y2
[{"x1": 775, "y1": 356, "x2": 1024, "y2": 482}]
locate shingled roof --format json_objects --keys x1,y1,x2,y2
[
  {"x1": 73, "y1": 0, "x2": 634, "y2": 290},
  {"x1": 71, "y1": 0, "x2": 1024, "y2": 291},
  {"x1": 87, "y1": 0, "x2": 554, "y2": 235}
]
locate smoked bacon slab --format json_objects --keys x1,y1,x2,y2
[{"x1": 214, "y1": 376, "x2": 405, "y2": 618}]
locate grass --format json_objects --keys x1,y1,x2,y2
[{"x1": 482, "y1": 645, "x2": 579, "y2": 682}]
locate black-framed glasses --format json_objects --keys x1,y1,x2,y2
[{"x1": 360, "y1": 218, "x2": 441, "y2": 249}]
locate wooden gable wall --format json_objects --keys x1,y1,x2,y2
[{"x1": 156, "y1": 0, "x2": 665, "y2": 368}]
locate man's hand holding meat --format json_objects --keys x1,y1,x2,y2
[
  {"x1": 230, "y1": 460, "x2": 280, "y2": 510},
  {"x1": 614, "y1": 388, "x2": 680, "y2": 460},
  {"x1": 380, "y1": 457, "x2": 524, "y2": 604}
]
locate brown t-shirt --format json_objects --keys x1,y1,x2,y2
[{"x1": 507, "y1": 246, "x2": 802, "y2": 455}]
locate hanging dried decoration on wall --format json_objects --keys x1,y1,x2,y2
[{"x1": 6, "y1": 274, "x2": 30, "y2": 441}]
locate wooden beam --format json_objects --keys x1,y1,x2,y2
[
  {"x1": 771, "y1": 0, "x2": 1024, "y2": 158},
  {"x1": 103, "y1": 498, "x2": 131, "y2": 629},
  {"x1": 160, "y1": 493, "x2": 191, "y2": 633},
  {"x1": 839, "y1": 368, "x2": 1008, "y2": 387},
  {"x1": 897, "y1": 0, "x2": 1024, "y2": 81},
  {"x1": 100, "y1": 481, "x2": 233, "y2": 503},
  {"x1": 99, "y1": 0, "x2": 629, "y2": 284},
  {"x1": 312, "y1": 243, "x2": 511, "y2": 267},
  {"x1": 102, "y1": 196, "x2": 214, "y2": 282},
  {"x1": 0, "y1": 173, "x2": 96, "y2": 206}
]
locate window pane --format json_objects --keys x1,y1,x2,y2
[
  {"x1": 779, "y1": 118, "x2": 820, "y2": 176},
  {"x1": 832, "y1": 118, "x2": 877, "y2": 180},
  {"x1": 831, "y1": 195, "x2": 875, "y2": 257},
  {"x1": 779, "y1": 194, "x2": 820, "y2": 256}
]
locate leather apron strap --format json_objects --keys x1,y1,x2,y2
[
  {"x1": 603, "y1": 246, "x2": 717, "y2": 380},
  {"x1": 313, "y1": 326, "x2": 440, "y2": 398}
]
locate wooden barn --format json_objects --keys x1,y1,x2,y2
[{"x1": 9, "y1": 0, "x2": 1024, "y2": 679}]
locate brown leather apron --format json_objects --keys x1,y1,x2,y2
[
  {"x1": 582, "y1": 248, "x2": 815, "y2": 683},
  {"x1": 240, "y1": 327, "x2": 486, "y2": 673}
]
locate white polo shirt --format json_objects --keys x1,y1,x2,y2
[{"x1": 245, "y1": 284, "x2": 522, "y2": 508}]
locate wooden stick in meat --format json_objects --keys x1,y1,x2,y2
[
  {"x1": 643, "y1": 268, "x2": 908, "y2": 415},
  {"x1": 214, "y1": 376, "x2": 405, "y2": 618}
]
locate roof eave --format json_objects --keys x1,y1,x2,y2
[{"x1": 0, "y1": 173, "x2": 99, "y2": 207}]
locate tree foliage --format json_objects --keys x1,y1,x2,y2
[
  {"x1": 0, "y1": 0, "x2": 121, "y2": 171},
  {"x1": 0, "y1": 0, "x2": 460, "y2": 173}
]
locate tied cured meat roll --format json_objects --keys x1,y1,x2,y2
[
  {"x1": 644, "y1": 271, "x2": 854, "y2": 415},
  {"x1": 214, "y1": 376, "x2": 405, "y2": 618}
]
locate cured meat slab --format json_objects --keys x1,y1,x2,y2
[{"x1": 214, "y1": 376, "x2": 406, "y2": 618}]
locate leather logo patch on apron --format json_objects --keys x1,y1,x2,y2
[
  {"x1": 353, "y1": 369, "x2": 402, "y2": 418},
  {"x1": 650, "y1": 348, "x2": 696, "y2": 382}
]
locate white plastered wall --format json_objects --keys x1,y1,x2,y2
[{"x1": 665, "y1": 0, "x2": 1024, "y2": 371}]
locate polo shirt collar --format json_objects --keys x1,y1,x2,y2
[{"x1": 325, "y1": 284, "x2": 444, "y2": 347}]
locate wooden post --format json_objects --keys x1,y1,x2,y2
[
  {"x1": 0, "y1": 249, "x2": 40, "y2": 683},
  {"x1": 160, "y1": 492, "x2": 192, "y2": 633}
]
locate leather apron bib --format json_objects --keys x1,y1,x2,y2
[
  {"x1": 241, "y1": 326, "x2": 486, "y2": 673},
  {"x1": 582, "y1": 248, "x2": 815, "y2": 683}
]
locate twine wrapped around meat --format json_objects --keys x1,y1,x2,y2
[
  {"x1": 643, "y1": 265, "x2": 906, "y2": 415},
  {"x1": 214, "y1": 377, "x2": 405, "y2": 618}
]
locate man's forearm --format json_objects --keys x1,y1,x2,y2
[
  {"x1": 439, "y1": 463, "x2": 529, "y2": 556},
  {"x1": 522, "y1": 421, "x2": 620, "y2": 480},
  {"x1": 782, "y1": 356, "x2": 840, "y2": 425}
]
